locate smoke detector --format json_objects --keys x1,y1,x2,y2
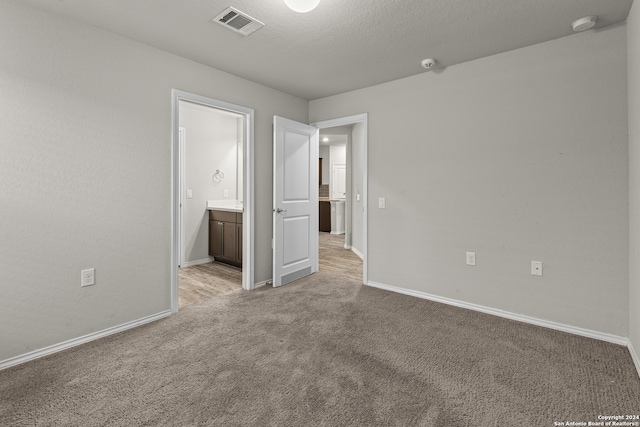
[
  {"x1": 421, "y1": 58, "x2": 436, "y2": 70},
  {"x1": 572, "y1": 16, "x2": 597, "y2": 32},
  {"x1": 214, "y1": 7, "x2": 265, "y2": 36}
]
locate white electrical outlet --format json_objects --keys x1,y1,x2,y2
[
  {"x1": 378, "y1": 197, "x2": 386, "y2": 209},
  {"x1": 466, "y1": 252, "x2": 476, "y2": 266},
  {"x1": 531, "y1": 261, "x2": 543, "y2": 276},
  {"x1": 81, "y1": 268, "x2": 95, "y2": 287}
]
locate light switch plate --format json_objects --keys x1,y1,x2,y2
[
  {"x1": 186, "y1": 189, "x2": 193, "y2": 199},
  {"x1": 378, "y1": 197, "x2": 386, "y2": 209}
]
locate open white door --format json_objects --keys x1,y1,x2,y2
[{"x1": 273, "y1": 116, "x2": 318, "y2": 287}]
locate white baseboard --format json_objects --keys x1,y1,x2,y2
[
  {"x1": 182, "y1": 257, "x2": 214, "y2": 268},
  {"x1": 366, "y1": 280, "x2": 628, "y2": 346},
  {"x1": 351, "y1": 246, "x2": 364, "y2": 260},
  {"x1": 253, "y1": 280, "x2": 270, "y2": 289},
  {"x1": 0, "y1": 309, "x2": 172, "y2": 371},
  {"x1": 630, "y1": 339, "x2": 640, "y2": 379}
]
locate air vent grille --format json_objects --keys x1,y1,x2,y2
[
  {"x1": 219, "y1": 11, "x2": 238, "y2": 23},
  {"x1": 213, "y1": 7, "x2": 264, "y2": 36}
]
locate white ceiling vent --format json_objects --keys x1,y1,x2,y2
[{"x1": 214, "y1": 7, "x2": 264, "y2": 36}]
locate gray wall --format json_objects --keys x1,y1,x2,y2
[
  {"x1": 1, "y1": 0, "x2": 634, "y2": 366},
  {"x1": 310, "y1": 25, "x2": 629, "y2": 336},
  {"x1": 628, "y1": 0, "x2": 640, "y2": 363},
  {"x1": 0, "y1": 0, "x2": 307, "y2": 362},
  {"x1": 319, "y1": 145, "x2": 330, "y2": 185},
  {"x1": 179, "y1": 101, "x2": 241, "y2": 264}
]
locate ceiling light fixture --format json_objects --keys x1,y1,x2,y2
[{"x1": 284, "y1": 0, "x2": 320, "y2": 13}]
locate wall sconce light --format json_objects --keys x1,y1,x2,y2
[{"x1": 284, "y1": 0, "x2": 321, "y2": 13}]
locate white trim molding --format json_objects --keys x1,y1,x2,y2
[
  {"x1": 351, "y1": 246, "x2": 364, "y2": 261},
  {"x1": 366, "y1": 280, "x2": 629, "y2": 346},
  {"x1": 253, "y1": 279, "x2": 270, "y2": 289},
  {"x1": 0, "y1": 310, "x2": 172, "y2": 371},
  {"x1": 182, "y1": 257, "x2": 214, "y2": 268}
]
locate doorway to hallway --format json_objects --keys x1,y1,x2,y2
[
  {"x1": 313, "y1": 114, "x2": 368, "y2": 285},
  {"x1": 318, "y1": 232, "x2": 363, "y2": 282}
]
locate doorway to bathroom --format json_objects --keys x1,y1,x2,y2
[{"x1": 171, "y1": 90, "x2": 255, "y2": 313}]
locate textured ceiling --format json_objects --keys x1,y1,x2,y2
[{"x1": 20, "y1": 0, "x2": 634, "y2": 100}]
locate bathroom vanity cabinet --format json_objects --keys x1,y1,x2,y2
[{"x1": 209, "y1": 210, "x2": 242, "y2": 268}]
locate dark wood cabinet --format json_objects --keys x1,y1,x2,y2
[
  {"x1": 236, "y1": 222, "x2": 243, "y2": 264},
  {"x1": 209, "y1": 210, "x2": 243, "y2": 268},
  {"x1": 209, "y1": 220, "x2": 224, "y2": 258},
  {"x1": 319, "y1": 201, "x2": 331, "y2": 232}
]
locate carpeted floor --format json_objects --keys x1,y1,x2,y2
[{"x1": 1, "y1": 272, "x2": 639, "y2": 426}]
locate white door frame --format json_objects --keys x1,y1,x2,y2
[
  {"x1": 171, "y1": 89, "x2": 255, "y2": 313},
  {"x1": 311, "y1": 114, "x2": 368, "y2": 285},
  {"x1": 178, "y1": 127, "x2": 186, "y2": 268}
]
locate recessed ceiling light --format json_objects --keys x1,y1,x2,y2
[
  {"x1": 322, "y1": 137, "x2": 329, "y2": 142},
  {"x1": 572, "y1": 16, "x2": 597, "y2": 32}
]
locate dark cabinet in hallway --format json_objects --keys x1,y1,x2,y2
[{"x1": 319, "y1": 201, "x2": 331, "y2": 232}]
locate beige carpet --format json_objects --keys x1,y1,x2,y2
[{"x1": 1, "y1": 272, "x2": 639, "y2": 426}]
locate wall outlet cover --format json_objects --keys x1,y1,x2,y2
[
  {"x1": 531, "y1": 261, "x2": 543, "y2": 276},
  {"x1": 81, "y1": 268, "x2": 95, "y2": 287}
]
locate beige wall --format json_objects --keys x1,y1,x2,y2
[
  {"x1": 628, "y1": 0, "x2": 640, "y2": 367},
  {"x1": 0, "y1": 0, "x2": 307, "y2": 362},
  {"x1": 310, "y1": 25, "x2": 629, "y2": 336}
]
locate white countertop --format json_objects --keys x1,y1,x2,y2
[{"x1": 206, "y1": 200, "x2": 243, "y2": 213}]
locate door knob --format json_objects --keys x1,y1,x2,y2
[{"x1": 276, "y1": 208, "x2": 287, "y2": 213}]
